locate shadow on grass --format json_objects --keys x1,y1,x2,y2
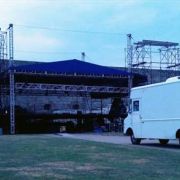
[{"x1": 140, "y1": 142, "x2": 180, "y2": 150}]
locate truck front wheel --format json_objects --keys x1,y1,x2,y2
[
  {"x1": 130, "y1": 134, "x2": 141, "y2": 145},
  {"x1": 159, "y1": 139, "x2": 169, "y2": 145}
]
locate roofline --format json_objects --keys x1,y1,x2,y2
[{"x1": 132, "y1": 78, "x2": 180, "y2": 91}]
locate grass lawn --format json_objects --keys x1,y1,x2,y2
[{"x1": 0, "y1": 134, "x2": 180, "y2": 180}]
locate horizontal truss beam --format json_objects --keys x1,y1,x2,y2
[
  {"x1": 134, "y1": 40, "x2": 179, "y2": 48},
  {"x1": 0, "y1": 83, "x2": 128, "y2": 96},
  {"x1": 14, "y1": 83, "x2": 128, "y2": 94}
]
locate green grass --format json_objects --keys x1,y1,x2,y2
[{"x1": 0, "y1": 134, "x2": 180, "y2": 180}]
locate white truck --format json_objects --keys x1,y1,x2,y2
[{"x1": 124, "y1": 76, "x2": 180, "y2": 145}]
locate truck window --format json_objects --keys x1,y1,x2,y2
[{"x1": 133, "y1": 100, "x2": 139, "y2": 112}]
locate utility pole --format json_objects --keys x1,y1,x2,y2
[
  {"x1": 8, "y1": 24, "x2": 15, "y2": 134},
  {"x1": 127, "y1": 34, "x2": 133, "y2": 98}
]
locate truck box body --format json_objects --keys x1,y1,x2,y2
[{"x1": 124, "y1": 77, "x2": 180, "y2": 141}]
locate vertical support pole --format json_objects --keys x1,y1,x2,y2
[
  {"x1": 8, "y1": 24, "x2": 15, "y2": 134},
  {"x1": 159, "y1": 49, "x2": 162, "y2": 82},
  {"x1": 0, "y1": 28, "x2": 2, "y2": 111},
  {"x1": 0, "y1": 28, "x2": 8, "y2": 112},
  {"x1": 124, "y1": 48, "x2": 127, "y2": 69},
  {"x1": 81, "y1": 52, "x2": 85, "y2": 61},
  {"x1": 0, "y1": 31, "x2": 7, "y2": 72},
  {"x1": 100, "y1": 98, "x2": 103, "y2": 115},
  {"x1": 177, "y1": 48, "x2": 180, "y2": 72},
  {"x1": 149, "y1": 45, "x2": 153, "y2": 84},
  {"x1": 81, "y1": 52, "x2": 86, "y2": 113},
  {"x1": 127, "y1": 34, "x2": 133, "y2": 98},
  {"x1": 90, "y1": 97, "x2": 92, "y2": 113}
]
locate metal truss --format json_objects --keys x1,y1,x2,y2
[
  {"x1": 15, "y1": 83, "x2": 128, "y2": 94},
  {"x1": 0, "y1": 30, "x2": 8, "y2": 72},
  {"x1": 127, "y1": 39, "x2": 180, "y2": 84},
  {"x1": 160, "y1": 48, "x2": 179, "y2": 69},
  {"x1": 8, "y1": 24, "x2": 15, "y2": 134},
  {"x1": 0, "y1": 29, "x2": 8, "y2": 110},
  {"x1": 132, "y1": 44, "x2": 153, "y2": 83},
  {"x1": 0, "y1": 24, "x2": 15, "y2": 134},
  {"x1": 160, "y1": 47, "x2": 180, "y2": 77}
]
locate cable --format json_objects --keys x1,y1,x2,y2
[
  {"x1": 14, "y1": 24, "x2": 123, "y2": 35},
  {"x1": 16, "y1": 50, "x2": 80, "y2": 55}
]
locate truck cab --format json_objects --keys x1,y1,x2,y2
[{"x1": 124, "y1": 97, "x2": 142, "y2": 144}]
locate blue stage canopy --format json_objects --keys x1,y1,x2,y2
[{"x1": 13, "y1": 59, "x2": 130, "y2": 77}]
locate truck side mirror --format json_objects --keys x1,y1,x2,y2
[{"x1": 128, "y1": 99, "x2": 132, "y2": 114}]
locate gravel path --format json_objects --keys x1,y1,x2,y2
[
  {"x1": 60, "y1": 133, "x2": 131, "y2": 145},
  {"x1": 57, "y1": 133, "x2": 179, "y2": 147},
  {"x1": 50, "y1": 133, "x2": 180, "y2": 152}
]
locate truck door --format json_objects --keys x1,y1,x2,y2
[{"x1": 132, "y1": 99, "x2": 142, "y2": 138}]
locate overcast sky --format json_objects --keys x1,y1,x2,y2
[{"x1": 1, "y1": 0, "x2": 180, "y2": 67}]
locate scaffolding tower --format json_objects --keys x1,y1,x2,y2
[
  {"x1": 0, "y1": 29, "x2": 8, "y2": 72},
  {"x1": 126, "y1": 37, "x2": 180, "y2": 84},
  {"x1": 0, "y1": 24, "x2": 15, "y2": 134},
  {"x1": 0, "y1": 28, "x2": 8, "y2": 111}
]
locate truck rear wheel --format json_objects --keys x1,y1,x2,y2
[
  {"x1": 159, "y1": 139, "x2": 169, "y2": 145},
  {"x1": 130, "y1": 134, "x2": 141, "y2": 145}
]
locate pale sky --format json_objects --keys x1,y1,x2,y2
[{"x1": 1, "y1": 0, "x2": 180, "y2": 67}]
